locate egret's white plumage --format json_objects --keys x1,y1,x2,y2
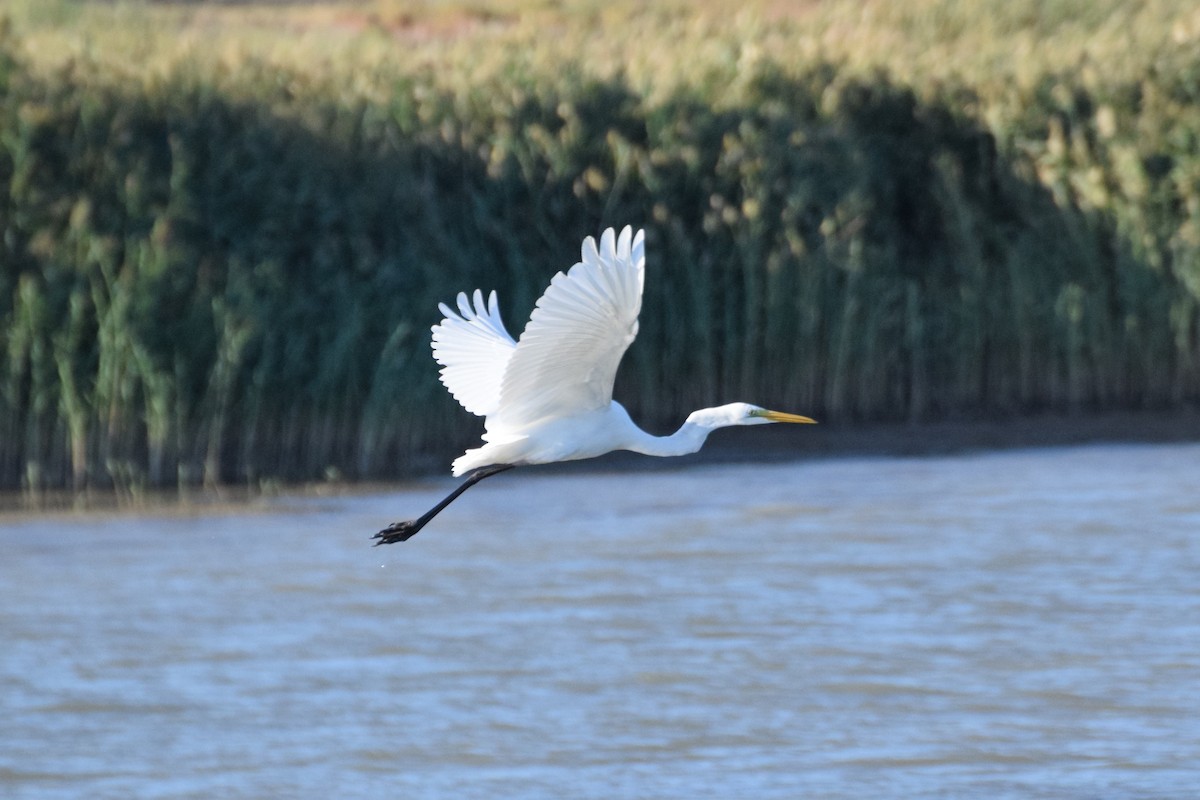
[
  {"x1": 431, "y1": 289, "x2": 515, "y2": 417},
  {"x1": 430, "y1": 226, "x2": 812, "y2": 476},
  {"x1": 374, "y1": 225, "x2": 814, "y2": 543}
]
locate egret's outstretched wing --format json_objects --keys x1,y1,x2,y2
[
  {"x1": 431, "y1": 289, "x2": 516, "y2": 417},
  {"x1": 494, "y1": 227, "x2": 645, "y2": 429}
]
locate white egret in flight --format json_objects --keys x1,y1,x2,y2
[{"x1": 374, "y1": 226, "x2": 815, "y2": 544}]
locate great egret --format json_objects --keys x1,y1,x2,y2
[{"x1": 374, "y1": 226, "x2": 815, "y2": 544}]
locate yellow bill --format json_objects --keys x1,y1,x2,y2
[{"x1": 757, "y1": 409, "x2": 817, "y2": 424}]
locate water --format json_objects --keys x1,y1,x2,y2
[{"x1": 2, "y1": 442, "x2": 1199, "y2": 799}]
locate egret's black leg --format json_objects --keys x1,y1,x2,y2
[{"x1": 372, "y1": 464, "x2": 515, "y2": 545}]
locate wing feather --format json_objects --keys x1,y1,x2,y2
[
  {"x1": 493, "y1": 227, "x2": 645, "y2": 430},
  {"x1": 431, "y1": 289, "x2": 516, "y2": 417}
]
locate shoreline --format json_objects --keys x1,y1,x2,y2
[
  {"x1": 2, "y1": 409, "x2": 1198, "y2": 518},
  {"x1": 536, "y1": 408, "x2": 1200, "y2": 476}
]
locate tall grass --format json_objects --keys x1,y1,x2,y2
[{"x1": 0, "y1": 4, "x2": 1198, "y2": 490}]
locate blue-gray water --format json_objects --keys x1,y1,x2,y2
[{"x1": 3, "y1": 443, "x2": 1199, "y2": 799}]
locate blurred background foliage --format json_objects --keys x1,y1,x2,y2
[{"x1": 1, "y1": 0, "x2": 1199, "y2": 491}]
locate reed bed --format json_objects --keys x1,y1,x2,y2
[{"x1": 1, "y1": 3, "x2": 1198, "y2": 490}]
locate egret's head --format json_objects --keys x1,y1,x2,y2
[{"x1": 687, "y1": 403, "x2": 817, "y2": 429}]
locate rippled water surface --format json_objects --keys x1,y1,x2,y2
[{"x1": 3, "y1": 443, "x2": 1199, "y2": 799}]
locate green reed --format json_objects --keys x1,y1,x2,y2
[{"x1": 0, "y1": 12, "x2": 1197, "y2": 490}]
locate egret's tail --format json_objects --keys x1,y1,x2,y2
[
  {"x1": 452, "y1": 437, "x2": 525, "y2": 476},
  {"x1": 451, "y1": 449, "x2": 487, "y2": 477}
]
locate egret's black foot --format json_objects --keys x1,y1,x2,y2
[
  {"x1": 370, "y1": 464, "x2": 514, "y2": 547},
  {"x1": 372, "y1": 519, "x2": 423, "y2": 545}
]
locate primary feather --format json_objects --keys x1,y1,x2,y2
[
  {"x1": 431, "y1": 289, "x2": 516, "y2": 417},
  {"x1": 494, "y1": 226, "x2": 644, "y2": 430}
]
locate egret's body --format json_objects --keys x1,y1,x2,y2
[
  {"x1": 455, "y1": 401, "x2": 784, "y2": 473},
  {"x1": 374, "y1": 227, "x2": 814, "y2": 544}
]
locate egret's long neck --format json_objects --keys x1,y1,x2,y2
[{"x1": 624, "y1": 419, "x2": 716, "y2": 458}]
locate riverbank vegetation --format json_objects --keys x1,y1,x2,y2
[{"x1": 1, "y1": 1, "x2": 1199, "y2": 491}]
